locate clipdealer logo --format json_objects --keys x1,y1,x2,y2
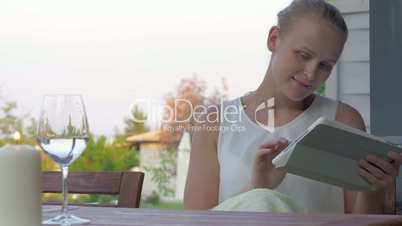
[
  {"x1": 254, "y1": 97, "x2": 275, "y2": 133},
  {"x1": 127, "y1": 98, "x2": 275, "y2": 133}
]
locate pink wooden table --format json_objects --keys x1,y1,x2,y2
[{"x1": 42, "y1": 206, "x2": 402, "y2": 226}]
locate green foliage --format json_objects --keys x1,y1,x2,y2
[
  {"x1": 0, "y1": 95, "x2": 36, "y2": 145},
  {"x1": 42, "y1": 193, "x2": 118, "y2": 206},
  {"x1": 76, "y1": 194, "x2": 117, "y2": 205},
  {"x1": 0, "y1": 90, "x2": 142, "y2": 205},
  {"x1": 143, "y1": 191, "x2": 160, "y2": 205},
  {"x1": 0, "y1": 101, "x2": 25, "y2": 139},
  {"x1": 316, "y1": 84, "x2": 326, "y2": 96},
  {"x1": 25, "y1": 118, "x2": 38, "y2": 138},
  {"x1": 141, "y1": 200, "x2": 184, "y2": 210},
  {"x1": 69, "y1": 135, "x2": 140, "y2": 172},
  {"x1": 145, "y1": 149, "x2": 177, "y2": 197},
  {"x1": 42, "y1": 135, "x2": 140, "y2": 205},
  {"x1": 41, "y1": 153, "x2": 58, "y2": 171},
  {"x1": 64, "y1": 116, "x2": 79, "y2": 137},
  {"x1": 64, "y1": 135, "x2": 141, "y2": 205},
  {"x1": 123, "y1": 105, "x2": 149, "y2": 136}
]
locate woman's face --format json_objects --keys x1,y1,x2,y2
[{"x1": 268, "y1": 15, "x2": 345, "y2": 101}]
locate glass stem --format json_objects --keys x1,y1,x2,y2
[{"x1": 61, "y1": 165, "x2": 69, "y2": 217}]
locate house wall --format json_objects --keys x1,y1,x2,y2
[
  {"x1": 140, "y1": 146, "x2": 163, "y2": 198},
  {"x1": 175, "y1": 147, "x2": 190, "y2": 200},
  {"x1": 369, "y1": 0, "x2": 402, "y2": 209},
  {"x1": 139, "y1": 143, "x2": 176, "y2": 199},
  {"x1": 330, "y1": 0, "x2": 402, "y2": 209},
  {"x1": 326, "y1": 0, "x2": 371, "y2": 131}
]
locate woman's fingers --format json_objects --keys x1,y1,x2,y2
[
  {"x1": 358, "y1": 153, "x2": 399, "y2": 190},
  {"x1": 255, "y1": 148, "x2": 273, "y2": 159},
  {"x1": 254, "y1": 148, "x2": 274, "y2": 171},
  {"x1": 259, "y1": 137, "x2": 289, "y2": 149},
  {"x1": 358, "y1": 167, "x2": 387, "y2": 190},
  {"x1": 388, "y1": 151, "x2": 402, "y2": 175},
  {"x1": 359, "y1": 160, "x2": 386, "y2": 180},
  {"x1": 271, "y1": 139, "x2": 289, "y2": 156},
  {"x1": 366, "y1": 155, "x2": 394, "y2": 176},
  {"x1": 252, "y1": 138, "x2": 289, "y2": 189},
  {"x1": 257, "y1": 139, "x2": 289, "y2": 161},
  {"x1": 388, "y1": 151, "x2": 402, "y2": 163}
]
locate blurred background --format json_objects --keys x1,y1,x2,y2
[
  {"x1": 5, "y1": 0, "x2": 400, "y2": 211},
  {"x1": 0, "y1": 0, "x2": 293, "y2": 209}
]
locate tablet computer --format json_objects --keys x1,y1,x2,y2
[{"x1": 272, "y1": 117, "x2": 402, "y2": 191}]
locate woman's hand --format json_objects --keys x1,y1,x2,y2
[
  {"x1": 249, "y1": 137, "x2": 289, "y2": 190},
  {"x1": 358, "y1": 151, "x2": 402, "y2": 191}
]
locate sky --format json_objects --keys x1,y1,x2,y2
[{"x1": 0, "y1": 0, "x2": 292, "y2": 137}]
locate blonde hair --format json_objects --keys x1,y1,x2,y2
[{"x1": 278, "y1": 0, "x2": 348, "y2": 40}]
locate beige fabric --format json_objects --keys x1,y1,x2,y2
[{"x1": 213, "y1": 189, "x2": 306, "y2": 213}]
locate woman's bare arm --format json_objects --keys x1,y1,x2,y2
[
  {"x1": 183, "y1": 107, "x2": 220, "y2": 210},
  {"x1": 336, "y1": 102, "x2": 384, "y2": 213}
]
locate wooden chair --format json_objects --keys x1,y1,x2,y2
[{"x1": 42, "y1": 171, "x2": 144, "y2": 208}]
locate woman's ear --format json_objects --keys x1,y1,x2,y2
[{"x1": 267, "y1": 26, "x2": 281, "y2": 52}]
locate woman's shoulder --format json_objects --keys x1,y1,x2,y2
[
  {"x1": 335, "y1": 101, "x2": 366, "y2": 131},
  {"x1": 313, "y1": 95, "x2": 365, "y2": 131}
]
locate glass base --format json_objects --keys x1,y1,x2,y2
[{"x1": 43, "y1": 214, "x2": 90, "y2": 226}]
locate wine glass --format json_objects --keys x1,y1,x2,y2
[{"x1": 37, "y1": 94, "x2": 90, "y2": 225}]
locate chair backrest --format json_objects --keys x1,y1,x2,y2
[{"x1": 42, "y1": 171, "x2": 144, "y2": 208}]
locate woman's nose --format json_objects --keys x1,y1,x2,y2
[{"x1": 304, "y1": 62, "x2": 318, "y2": 81}]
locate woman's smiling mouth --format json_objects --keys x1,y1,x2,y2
[{"x1": 292, "y1": 76, "x2": 313, "y2": 89}]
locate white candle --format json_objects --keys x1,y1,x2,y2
[{"x1": 0, "y1": 145, "x2": 41, "y2": 226}]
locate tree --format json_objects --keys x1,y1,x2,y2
[
  {"x1": 25, "y1": 117, "x2": 38, "y2": 139},
  {"x1": 161, "y1": 74, "x2": 229, "y2": 146},
  {"x1": 69, "y1": 135, "x2": 140, "y2": 172},
  {"x1": 0, "y1": 92, "x2": 37, "y2": 145},
  {"x1": 0, "y1": 101, "x2": 25, "y2": 139},
  {"x1": 145, "y1": 75, "x2": 229, "y2": 198},
  {"x1": 113, "y1": 105, "x2": 150, "y2": 147},
  {"x1": 123, "y1": 105, "x2": 149, "y2": 136},
  {"x1": 145, "y1": 149, "x2": 177, "y2": 197}
]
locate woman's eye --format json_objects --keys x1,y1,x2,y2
[
  {"x1": 297, "y1": 51, "x2": 310, "y2": 60},
  {"x1": 319, "y1": 63, "x2": 332, "y2": 71}
]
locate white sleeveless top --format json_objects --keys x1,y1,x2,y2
[{"x1": 217, "y1": 94, "x2": 345, "y2": 214}]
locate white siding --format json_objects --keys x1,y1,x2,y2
[
  {"x1": 326, "y1": 0, "x2": 370, "y2": 131},
  {"x1": 341, "y1": 30, "x2": 370, "y2": 62},
  {"x1": 339, "y1": 62, "x2": 370, "y2": 94},
  {"x1": 331, "y1": 0, "x2": 369, "y2": 13},
  {"x1": 343, "y1": 13, "x2": 369, "y2": 29}
]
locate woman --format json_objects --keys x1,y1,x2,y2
[{"x1": 184, "y1": 0, "x2": 402, "y2": 214}]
